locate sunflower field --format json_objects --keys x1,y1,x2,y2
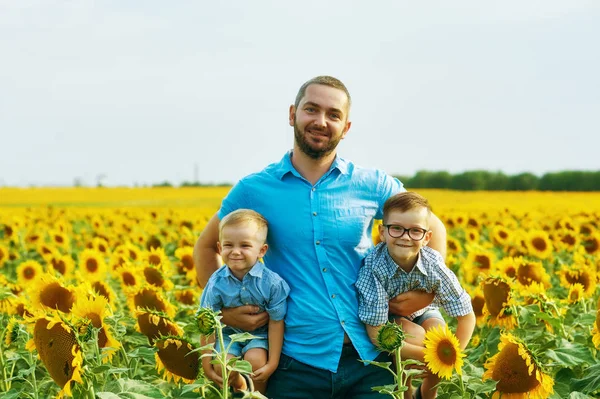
[{"x1": 0, "y1": 188, "x2": 599, "y2": 398}]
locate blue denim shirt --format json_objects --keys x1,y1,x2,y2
[{"x1": 218, "y1": 151, "x2": 404, "y2": 372}]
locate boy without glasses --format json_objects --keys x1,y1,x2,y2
[
  {"x1": 199, "y1": 209, "x2": 290, "y2": 394},
  {"x1": 356, "y1": 192, "x2": 475, "y2": 399}
]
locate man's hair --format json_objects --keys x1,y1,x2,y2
[
  {"x1": 219, "y1": 209, "x2": 268, "y2": 242},
  {"x1": 383, "y1": 192, "x2": 432, "y2": 223},
  {"x1": 294, "y1": 75, "x2": 352, "y2": 110}
]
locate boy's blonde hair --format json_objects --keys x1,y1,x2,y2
[
  {"x1": 219, "y1": 209, "x2": 268, "y2": 242},
  {"x1": 383, "y1": 192, "x2": 432, "y2": 223}
]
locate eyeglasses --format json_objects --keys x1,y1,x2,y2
[{"x1": 383, "y1": 224, "x2": 428, "y2": 240}]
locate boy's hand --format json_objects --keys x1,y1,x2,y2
[
  {"x1": 252, "y1": 362, "x2": 277, "y2": 382},
  {"x1": 221, "y1": 305, "x2": 269, "y2": 331},
  {"x1": 389, "y1": 290, "x2": 434, "y2": 316}
]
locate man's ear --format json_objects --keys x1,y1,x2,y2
[
  {"x1": 289, "y1": 105, "x2": 296, "y2": 126},
  {"x1": 259, "y1": 243, "x2": 269, "y2": 258},
  {"x1": 341, "y1": 120, "x2": 352, "y2": 139},
  {"x1": 216, "y1": 241, "x2": 222, "y2": 255}
]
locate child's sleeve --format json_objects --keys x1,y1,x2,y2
[
  {"x1": 356, "y1": 263, "x2": 389, "y2": 326},
  {"x1": 433, "y1": 256, "x2": 473, "y2": 317},
  {"x1": 198, "y1": 278, "x2": 223, "y2": 314},
  {"x1": 265, "y1": 277, "x2": 290, "y2": 322}
]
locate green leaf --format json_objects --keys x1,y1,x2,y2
[
  {"x1": 92, "y1": 365, "x2": 112, "y2": 373},
  {"x1": 359, "y1": 359, "x2": 392, "y2": 370},
  {"x1": 229, "y1": 332, "x2": 261, "y2": 343},
  {"x1": 228, "y1": 359, "x2": 253, "y2": 374},
  {"x1": 554, "y1": 367, "x2": 577, "y2": 398},
  {"x1": 545, "y1": 344, "x2": 594, "y2": 367},
  {"x1": 0, "y1": 389, "x2": 24, "y2": 399},
  {"x1": 572, "y1": 363, "x2": 600, "y2": 394},
  {"x1": 97, "y1": 394, "x2": 121, "y2": 399},
  {"x1": 569, "y1": 393, "x2": 595, "y2": 399},
  {"x1": 127, "y1": 347, "x2": 157, "y2": 360},
  {"x1": 370, "y1": 384, "x2": 398, "y2": 394}
]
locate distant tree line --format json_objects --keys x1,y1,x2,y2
[
  {"x1": 394, "y1": 170, "x2": 600, "y2": 191},
  {"x1": 152, "y1": 181, "x2": 232, "y2": 188}
]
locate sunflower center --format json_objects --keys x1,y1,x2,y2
[
  {"x1": 531, "y1": 237, "x2": 547, "y2": 251},
  {"x1": 54, "y1": 235, "x2": 64, "y2": 244},
  {"x1": 144, "y1": 267, "x2": 165, "y2": 286},
  {"x1": 86, "y1": 258, "x2": 99, "y2": 273},
  {"x1": 138, "y1": 313, "x2": 180, "y2": 345},
  {"x1": 436, "y1": 339, "x2": 457, "y2": 365},
  {"x1": 128, "y1": 249, "x2": 138, "y2": 260},
  {"x1": 181, "y1": 255, "x2": 194, "y2": 271},
  {"x1": 33, "y1": 318, "x2": 79, "y2": 388},
  {"x1": 475, "y1": 255, "x2": 491, "y2": 269},
  {"x1": 122, "y1": 272, "x2": 136, "y2": 286},
  {"x1": 40, "y1": 283, "x2": 75, "y2": 313},
  {"x1": 148, "y1": 254, "x2": 161, "y2": 266},
  {"x1": 499, "y1": 231, "x2": 508, "y2": 239},
  {"x1": 492, "y1": 342, "x2": 541, "y2": 393},
  {"x1": 472, "y1": 296, "x2": 485, "y2": 318},
  {"x1": 505, "y1": 266, "x2": 516, "y2": 279},
  {"x1": 582, "y1": 237, "x2": 599, "y2": 254},
  {"x1": 92, "y1": 281, "x2": 110, "y2": 299},
  {"x1": 561, "y1": 234, "x2": 576, "y2": 246},
  {"x1": 84, "y1": 313, "x2": 108, "y2": 347},
  {"x1": 146, "y1": 236, "x2": 161, "y2": 250},
  {"x1": 134, "y1": 289, "x2": 167, "y2": 313},
  {"x1": 566, "y1": 272, "x2": 590, "y2": 291},
  {"x1": 483, "y1": 280, "x2": 510, "y2": 317},
  {"x1": 52, "y1": 259, "x2": 67, "y2": 275},
  {"x1": 177, "y1": 291, "x2": 195, "y2": 305},
  {"x1": 24, "y1": 266, "x2": 36, "y2": 280},
  {"x1": 516, "y1": 263, "x2": 543, "y2": 286},
  {"x1": 156, "y1": 339, "x2": 200, "y2": 380}
]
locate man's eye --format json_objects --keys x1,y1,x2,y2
[
  {"x1": 329, "y1": 113, "x2": 340, "y2": 120},
  {"x1": 305, "y1": 107, "x2": 315, "y2": 112}
]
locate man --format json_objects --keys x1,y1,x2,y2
[{"x1": 194, "y1": 76, "x2": 446, "y2": 398}]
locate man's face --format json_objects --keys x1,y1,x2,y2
[{"x1": 289, "y1": 84, "x2": 351, "y2": 159}]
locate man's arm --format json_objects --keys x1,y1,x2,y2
[
  {"x1": 193, "y1": 213, "x2": 221, "y2": 288},
  {"x1": 252, "y1": 319, "x2": 284, "y2": 382},
  {"x1": 427, "y1": 212, "x2": 447, "y2": 260}
]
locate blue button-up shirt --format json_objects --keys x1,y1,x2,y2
[
  {"x1": 218, "y1": 151, "x2": 403, "y2": 372},
  {"x1": 200, "y1": 262, "x2": 291, "y2": 331}
]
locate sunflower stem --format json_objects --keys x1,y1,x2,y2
[
  {"x1": 215, "y1": 317, "x2": 229, "y2": 399},
  {"x1": 0, "y1": 338, "x2": 8, "y2": 392},
  {"x1": 394, "y1": 347, "x2": 405, "y2": 399},
  {"x1": 28, "y1": 351, "x2": 39, "y2": 399}
]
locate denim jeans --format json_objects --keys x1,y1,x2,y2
[{"x1": 265, "y1": 344, "x2": 393, "y2": 398}]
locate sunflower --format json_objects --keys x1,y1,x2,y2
[
  {"x1": 47, "y1": 253, "x2": 75, "y2": 277},
  {"x1": 142, "y1": 265, "x2": 174, "y2": 291},
  {"x1": 592, "y1": 310, "x2": 600, "y2": 349},
  {"x1": 36, "y1": 242, "x2": 59, "y2": 261},
  {"x1": 423, "y1": 324, "x2": 465, "y2": 379},
  {"x1": 90, "y1": 280, "x2": 117, "y2": 311},
  {"x1": 114, "y1": 264, "x2": 143, "y2": 290},
  {"x1": 126, "y1": 286, "x2": 176, "y2": 318},
  {"x1": 493, "y1": 257, "x2": 520, "y2": 280},
  {"x1": 143, "y1": 247, "x2": 170, "y2": 273},
  {"x1": 524, "y1": 230, "x2": 553, "y2": 260},
  {"x1": 4, "y1": 316, "x2": 22, "y2": 346},
  {"x1": 174, "y1": 289, "x2": 199, "y2": 306},
  {"x1": 515, "y1": 259, "x2": 551, "y2": 289},
  {"x1": 564, "y1": 283, "x2": 585, "y2": 304},
  {"x1": 0, "y1": 242, "x2": 9, "y2": 267},
  {"x1": 464, "y1": 228, "x2": 480, "y2": 245},
  {"x1": 23, "y1": 229, "x2": 43, "y2": 250},
  {"x1": 49, "y1": 229, "x2": 70, "y2": 251},
  {"x1": 446, "y1": 237, "x2": 463, "y2": 256},
  {"x1": 482, "y1": 276, "x2": 517, "y2": 329},
  {"x1": 469, "y1": 286, "x2": 486, "y2": 325},
  {"x1": 136, "y1": 309, "x2": 183, "y2": 345},
  {"x1": 26, "y1": 313, "x2": 84, "y2": 397},
  {"x1": 372, "y1": 219, "x2": 383, "y2": 245},
  {"x1": 580, "y1": 223, "x2": 595, "y2": 236},
  {"x1": 29, "y1": 273, "x2": 77, "y2": 314},
  {"x1": 174, "y1": 246, "x2": 195, "y2": 275},
  {"x1": 154, "y1": 336, "x2": 200, "y2": 383},
  {"x1": 483, "y1": 333, "x2": 554, "y2": 398},
  {"x1": 71, "y1": 295, "x2": 120, "y2": 362},
  {"x1": 559, "y1": 265, "x2": 596, "y2": 298},
  {"x1": 553, "y1": 229, "x2": 579, "y2": 252},
  {"x1": 581, "y1": 232, "x2": 600, "y2": 256},
  {"x1": 91, "y1": 237, "x2": 111, "y2": 256},
  {"x1": 491, "y1": 225, "x2": 512, "y2": 247},
  {"x1": 16, "y1": 260, "x2": 44, "y2": 285},
  {"x1": 375, "y1": 321, "x2": 405, "y2": 352},
  {"x1": 78, "y1": 248, "x2": 108, "y2": 282},
  {"x1": 464, "y1": 248, "x2": 495, "y2": 284}
]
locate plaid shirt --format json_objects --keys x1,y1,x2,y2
[{"x1": 356, "y1": 243, "x2": 473, "y2": 326}]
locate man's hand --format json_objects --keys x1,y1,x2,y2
[
  {"x1": 252, "y1": 362, "x2": 277, "y2": 382},
  {"x1": 389, "y1": 290, "x2": 435, "y2": 317},
  {"x1": 201, "y1": 358, "x2": 223, "y2": 387},
  {"x1": 221, "y1": 305, "x2": 269, "y2": 331}
]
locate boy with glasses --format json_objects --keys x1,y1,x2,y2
[{"x1": 356, "y1": 192, "x2": 475, "y2": 399}]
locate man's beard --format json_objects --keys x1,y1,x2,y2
[{"x1": 293, "y1": 122, "x2": 342, "y2": 160}]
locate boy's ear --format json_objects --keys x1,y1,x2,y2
[
  {"x1": 216, "y1": 241, "x2": 222, "y2": 255},
  {"x1": 423, "y1": 230, "x2": 433, "y2": 246},
  {"x1": 378, "y1": 223, "x2": 385, "y2": 243},
  {"x1": 259, "y1": 243, "x2": 269, "y2": 258}
]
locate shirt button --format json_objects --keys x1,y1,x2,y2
[
  {"x1": 312, "y1": 187, "x2": 316, "y2": 191},
  {"x1": 316, "y1": 240, "x2": 320, "y2": 245},
  {"x1": 312, "y1": 212, "x2": 317, "y2": 216},
  {"x1": 241, "y1": 287, "x2": 246, "y2": 290},
  {"x1": 341, "y1": 320, "x2": 345, "y2": 325},
  {"x1": 322, "y1": 268, "x2": 327, "y2": 272},
  {"x1": 331, "y1": 294, "x2": 336, "y2": 299}
]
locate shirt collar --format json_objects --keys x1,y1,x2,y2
[
  {"x1": 383, "y1": 246, "x2": 428, "y2": 277},
  {"x1": 274, "y1": 150, "x2": 349, "y2": 180},
  {"x1": 224, "y1": 261, "x2": 266, "y2": 280}
]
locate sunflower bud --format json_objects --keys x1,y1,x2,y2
[
  {"x1": 196, "y1": 307, "x2": 217, "y2": 336},
  {"x1": 376, "y1": 321, "x2": 405, "y2": 352}
]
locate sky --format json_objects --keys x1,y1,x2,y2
[{"x1": 1, "y1": 1, "x2": 599, "y2": 187}]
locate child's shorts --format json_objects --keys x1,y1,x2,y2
[
  {"x1": 391, "y1": 308, "x2": 445, "y2": 326},
  {"x1": 216, "y1": 326, "x2": 269, "y2": 357}
]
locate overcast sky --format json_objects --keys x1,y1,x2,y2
[{"x1": 1, "y1": 1, "x2": 599, "y2": 187}]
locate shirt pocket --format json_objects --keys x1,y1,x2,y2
[{"x1": 335, "y1": 207, "x2": 377, "y2": 246}]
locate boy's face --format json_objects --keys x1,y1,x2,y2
[
  {"x1": 379, "y1": 207, "x2": 432, "y2": 266},
  {"x1": 217, "y1": 222, "x2": 268, "y2": 280}
]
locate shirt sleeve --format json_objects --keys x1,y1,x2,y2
[
  {"x1": 430, "y1": 254, "x2": 473, "y2": 317},
  {"x1": 375, "y1": 171, "x2": 405, "y2": 219},
  {"x1": 217, "y1": 179, "x2": 252, "y2": 220},
  {"x1": 199, "y1": 278, "x2": 223, "y2": 314},
  {"x1": 265, "y1": 277, "x2": 291, "y2": 321},
  {"x1": 356, "y1": 260, "x2": 390, "y2": 326}
]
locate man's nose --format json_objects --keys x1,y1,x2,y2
[{"x1": 314, "y1": 112, "x2": 326, "y2": 127}]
